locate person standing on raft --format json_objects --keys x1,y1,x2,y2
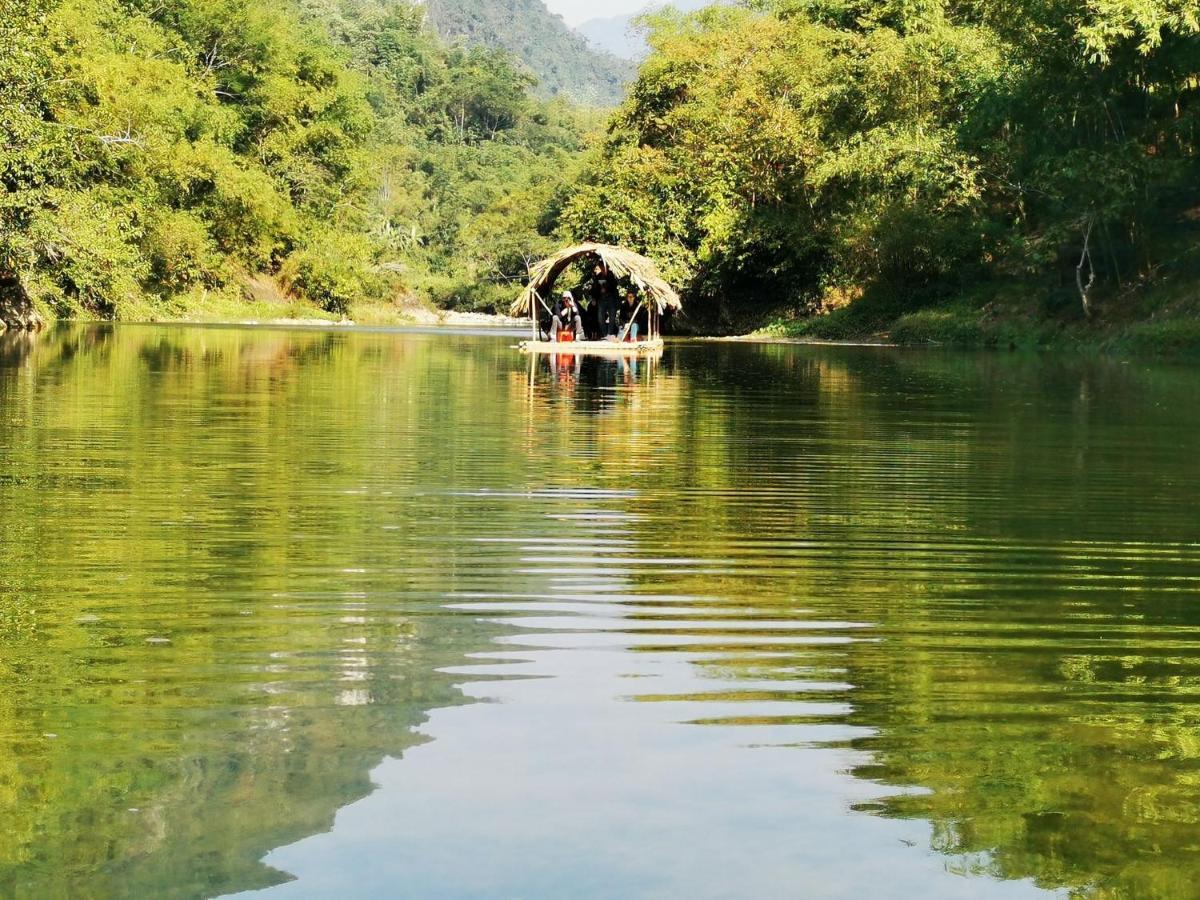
[{"x1": 587, "y1": 263, "x2": 619, "y2": 339}]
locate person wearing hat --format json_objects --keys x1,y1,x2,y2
[{"x1": 550, "y1": 289, "x2": 583, "y2": 341}]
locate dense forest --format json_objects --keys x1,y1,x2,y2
[
  {"x1": 3, "y1": 0, "x2": 1200, "y2": 345},
  {"x1": 0, "y1": 0, "x2": 594, "y2": 327},
  {"x1": 566, "y1": 0, "x2": 1200, "y2": 342}
]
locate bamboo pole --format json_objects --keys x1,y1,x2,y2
[
  {"x1": 617, "y1": 301, "x2": 646, "y2": 342},
  {"x1": 529, "y1": 291, "x2": 555, "y2": 341}
]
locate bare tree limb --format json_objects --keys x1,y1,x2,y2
[
  {"x1": 98, "y1": 125, "x2": 143, "y2": 147},
  {"x1": 1077, "y1": 214, "x2": 1096, "y2": 320}
]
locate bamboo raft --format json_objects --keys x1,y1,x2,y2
[
  {"x1": 519, "y1": 337, "x2": 664, "y2": 355},
  {"x1": 511, "y1": 242, "x2": 681, "y2": 357}
]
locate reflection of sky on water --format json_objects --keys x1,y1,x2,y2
[
  {"x1": 259, "y1": 642, "x2": 1045, "y2": 899},
  {"x1": 254, "y1": 500, "x2": 1047, "y2": 900}
]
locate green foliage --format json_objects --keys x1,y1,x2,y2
[
  {"x1": 8, "y1": 0, "x2": 1199, "y2": 334},
  {"x1": 281, "y1": 230, "x2": 378, "y2": 315},
  {"x1": 25, "y1": 187, "x2": 149, "y2": 318},
  {"x1": 0, "y1": 0, "x2": 597, "y2": 322},
  {"x1": 1108, "y1": 317, "x2": 1200, "y2": 356},
  {"x1": 423, "y1": 46, "x2": 535, "y2": 143},
  {"x1": 300, "y1": 0, "x2": 596, "y2": 313},
  {"x1": 565, "y1": 0, "x2": 1200, "y2": 332},
  {"x1": 0, "y1": 0, "x2": 69, "y2": 279},
  {"x1": 142, "y1": 210, "x2": 223, "y2": 293}
]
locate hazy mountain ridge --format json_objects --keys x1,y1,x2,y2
[
  {"x1": 577, "y1": 0, "x2": 710, "y2": 60},
  {"x1": 424, "y1": 0, "x2": 633, "y2": 106},
  {"x1": 576, "y1": 11, "x2": 645, "y2": 60}
]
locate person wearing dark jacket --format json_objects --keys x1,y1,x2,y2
[
  {"x1": 618, "y1": 288, "x2": 648, "y2": 340},
  {"x1": 587, "y1": 263, "x2": 619, "y2": 338},
  {"x1": 580, "y1": 296, "x2": 600, "y2": 340},
  {"x1": 550, "y1": 290, "x2": 582, "y2": 340}
]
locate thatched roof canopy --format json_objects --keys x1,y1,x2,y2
[{"x1": 511, "y1": 243, "x2": 682, "y2": 317}]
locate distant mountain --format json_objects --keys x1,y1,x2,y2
[
  {"x1": 577, "y1": 0, "x2": 711, "y2": 61},
  {"x1": 576, "y1": 12, "x2": 645, "y2": 61},
  {"x1": 423, "y1": 0, "x2": 633, "y2": 106}
]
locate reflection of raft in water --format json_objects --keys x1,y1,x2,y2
[
  {"x1": 518, "y1": 337, "x2": 664, "y2": 356},
  {"x1": 512, "y1": 243, "x2": 681, "y2": 355}
]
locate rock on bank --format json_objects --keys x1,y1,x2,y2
[{"x1": 0, "y1": 276, "x2": 45, "y2": 332}]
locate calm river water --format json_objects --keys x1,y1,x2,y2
[{"x1": 2, "y1": 324, "x2": 1200, "y2": 899}]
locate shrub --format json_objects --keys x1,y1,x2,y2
[
  {"x1": 280, "y1": 230, "x2": 378, "y2": 315},
  {"x1": 143, "y1": 209, "x2": 223, "y2": 293}
]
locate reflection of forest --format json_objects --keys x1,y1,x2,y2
[
  {"x1": 3, "y1": 328, "x2": 1200, "y2": 897},
  {"x1": 583, "y1": 343, "x2": 1200, "y2": 898},
  {"x1": 0, "y1": 326, "x2": 521, "y2": 896}
]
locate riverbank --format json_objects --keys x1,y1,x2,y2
[
  {"x1": 0, "y1": 273, "x2": 533, "y2": 335},
  {"x1": 9, "y1": 273, "x2": 1199, "y2": 358},
  {"x1": 0, "y1": 303, "x2": 526, "y2": 335},
  {"x1": 750, "y1": 275, "x2": 1200, "y2": 358},
  {"x1": 167, "y1": 310, "x2": 527, "y2": 329},
  {"x1": 143, "y1": 294, "x2": 527, "y2": 330}
]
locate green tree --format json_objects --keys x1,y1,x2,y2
[{"x1": 564, "y1": 0, "x2": 1200, "y2": 331}]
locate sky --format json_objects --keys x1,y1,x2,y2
[{"x1": 542, "y1": 0, "x2": 649, "y2": 26}]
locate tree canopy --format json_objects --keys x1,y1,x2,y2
[
  {"x1": 562, "y1": 0, "x2": 1200, "y2": 331},
  {"x1": 424, "y1": 0, "x2": 632, "y2": 106},
  {"x1": 4, "y1": 0, "x2": 1200, "y2": 337},
  {"x1": 0, "y1": 0, "x2": 595, "y2": 322}
]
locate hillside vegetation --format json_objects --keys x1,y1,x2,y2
[
  {"x1": 577, "y1": 0, "x2": 710, "y2": 61},
  {"x1": 426, "y1": 0, "x2": 632, "y2": 106},
  {"x1": 0, "y1": 0, "x2": 592, "y2": 326},
  {"x1": 5, "y1": 0, "x2": 1200, "y2": 350},
  {"x1": 562, "y1": 0, "x2": 1200, "y2": 342}
]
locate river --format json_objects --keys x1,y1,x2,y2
[{"x1": 1, "y1": 324, "x2": 1198, "y2": 898}]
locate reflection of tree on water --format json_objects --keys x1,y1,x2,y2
[
  {"x1": 7, "y1": 328, "x2": 1200, "y2": 897},
  {"x1": 0, "y1": 325, "x2": 517, "y2": 897},
  {"x1": 1, "y1": 321, "x2": 118, "y2": 375},
  {"x1": 0, "y1": 329, "x2": 38, "y2": 368},
  {"x1": 0, "y1": 629, "x2": 476, "y2": 897},
  {"x1": 595, "y1": 342, "x2": 1200, "y2": 898},
  {"x1": 843, "y1": 597, "x2": 1200, "y2": 897}
]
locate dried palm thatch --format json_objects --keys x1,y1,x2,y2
[{"x1": 511, "y1": 243, "x2": 682, "y2": 318}]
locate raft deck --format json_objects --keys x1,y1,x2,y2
[{"x1": 519, "y1": 338, "x2": 664, "y2": 355}]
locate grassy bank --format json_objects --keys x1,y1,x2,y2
[
  {"x1": 7, "y1": 290, "x2": 526, "y2": 331},
  {"x1": 754, "y1": 274, "x2": 1200, "y2": 358},
  {"x1": 2, "y1": 263, "x2": 514, "y2": 329}
]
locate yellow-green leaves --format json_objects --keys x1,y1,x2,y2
[
  {"x1": 1079, "y1": 0, "x2": 1200, "y2": 62},
  {"x1": 566, "y1": 0, "x2": 1200, "y2": 326}
]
